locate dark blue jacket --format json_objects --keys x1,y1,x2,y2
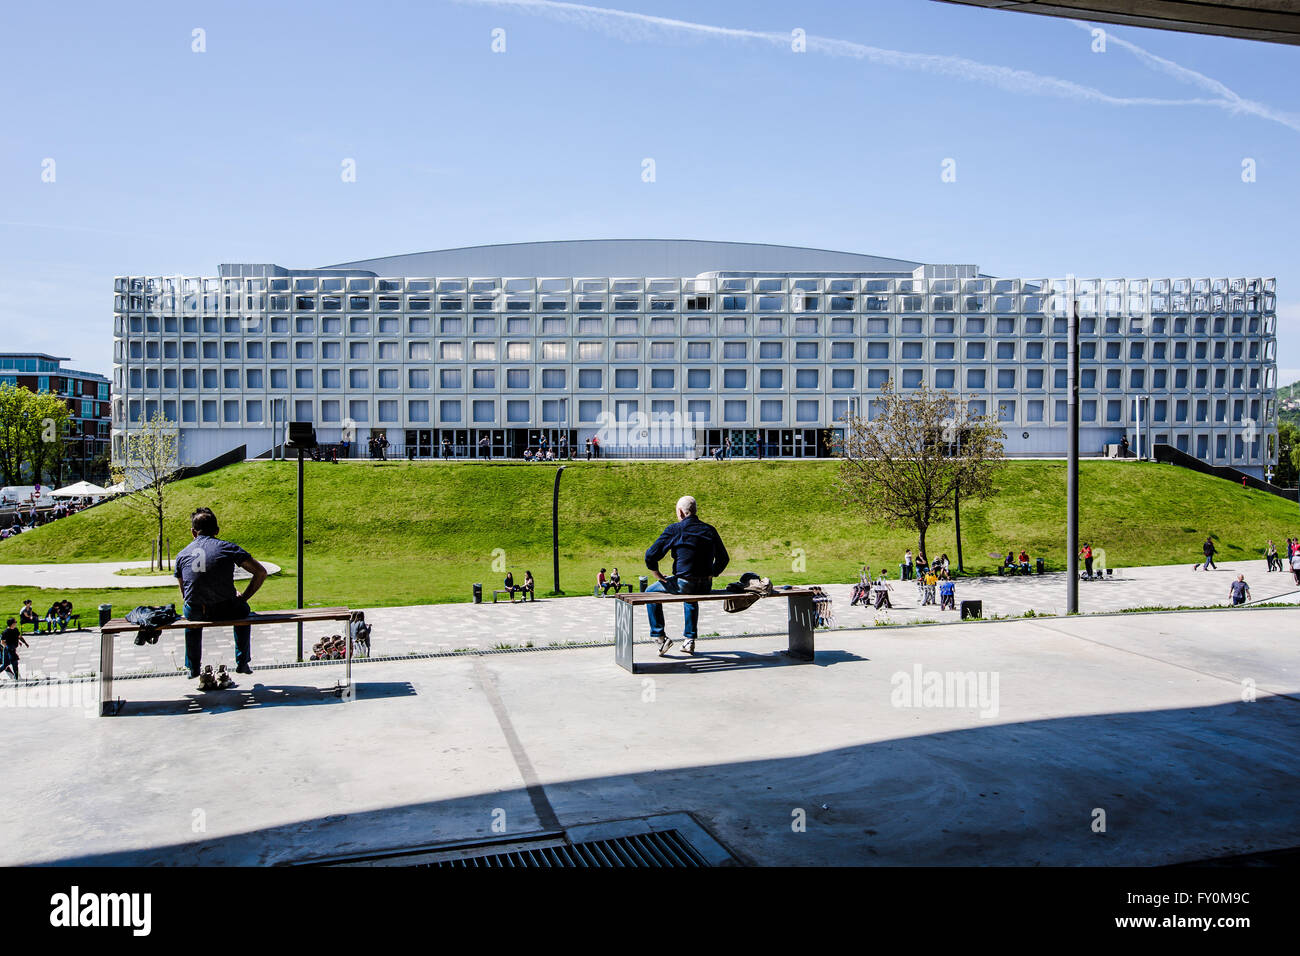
[{"x1": 645, "y1": 515, "x2": 729, "y2": 580}]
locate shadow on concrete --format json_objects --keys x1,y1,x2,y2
[
  {"x1": 52, "y1": 694, "x2": 1300, "y2": 866},
  {"x1": 114, "y1": 681, "x2": 417, "y2": 717},
  {"x1": 634, "y1": 648, "x2": 866, "y2": 674}
]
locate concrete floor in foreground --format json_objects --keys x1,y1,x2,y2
[{"x1": 2, "y1": 607, "x2": 1298, "y2": 866}]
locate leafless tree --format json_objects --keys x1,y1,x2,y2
[
  {"x1": 112, "y1": 410, "x2": 180, "y2": 570},
  {"x1": 833, "y1": 380, "x2": 1006, "y2": 563}
]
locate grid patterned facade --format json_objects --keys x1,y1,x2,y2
[{"x1": 110, "y1": 246, "x2": 1280, "y2": 475}]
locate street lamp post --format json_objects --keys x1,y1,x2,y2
[
  {"x1": 1067, "y1": 294, "x2": 1080, "y2": 614},
  {"x1": 284, "y1": 421, "x2": 317, "y2": 661},
  {"x1": 552, "y1": 465, "x2": 566, "y2": 595}
]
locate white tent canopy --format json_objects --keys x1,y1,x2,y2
[{"x1": 50, "y1": 481, "x2": 109, "y2": 498}]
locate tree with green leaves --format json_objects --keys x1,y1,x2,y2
[
  {"x1": 833, "y1": 380, "x2": 1006, "y2": 562},
  {"x1": 26, "y1": 391, "x2": 72, "y2": 486},
  {"x1": 112, "y1": 410, "x2": 181, "y2": 570},
  {"x1": 0, "y1": 383, "x2": 72, "y2": 486},
  {"x1": 1274, "y1": 421, "x2": 1299, "y2": 487}
]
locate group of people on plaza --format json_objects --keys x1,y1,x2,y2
[
  {"x1": 502, "y1": 570, "x2": 536, "y2": 602},
  {"x1": 595, "y1": 567, "x2": 629, "y2": 596},
  {"x1": 853, "y1": 549, "x2": 959, "y2": 612},
  {"x1": 2, "y1": 498, "x2": 93, "y2": 540},
  {"x1": 16, "y1": 598, "x2": 76, "y2": 633},
  {"x1": 1263, "y1": 537, "x2": 1300, "y2": 584},
  {"x1": 2, "y1": 598, "x2": 77, "y2": 679}
]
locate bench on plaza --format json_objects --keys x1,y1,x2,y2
[
  {"x1": 492, "y1": 588, "x2": 535, "y2": 603},
  {"x1": 595, "y1": 583, "x2": 634, "y2": 596},
  {"x1": 97, "y1": 606, "x2": 357, "y2": 716},
  {"x1": 612, "y1": 588, "x2": 820, "y2": 674},
  {"x1": 19, "y1": 614, "x2": 83, "y2": 635}
]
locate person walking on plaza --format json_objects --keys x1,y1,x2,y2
[
  {"x1": 1196, "y1": 535, "x2": 1217, "y2": 571},
  {"x1": 479, "y1": 435, "x2": 491, "y2": 460},
  {"x1": 559, "y1": 434, "x2": 568, "y2": 459},
  {"x1": 1291, "y1": 547, "x2": 1300, "y2": 586},
  {"x1": 175, "y1": 507, "x2": 268, "y2": 679},
  {"x1": 644, "y1": 495, "x2": 729, "y2": 657},
  {"x1": 1229, "y1": 574, "x2": 1251, "y2": 606},
  {"x1": 1080, "y1": 542, "x2": 1094, "y2": 578},
  {"x1": 1266, "y1": 539, "x2": 1279, "y2": 572},
  {"x1": 1, "y1": 618, "x2": 28, "y2": 679},
  {"x1": 903, "y1": 549, "x2": 913, "y2": 581}
]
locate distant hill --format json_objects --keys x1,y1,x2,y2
[{"x1": 1279, "y1": 380, "x2": 1300, "y2": 428}]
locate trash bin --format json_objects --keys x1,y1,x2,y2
[
  {"x1": 638, "y1": 575, "x2": 648, "y2": 592},
  {"x1": 1036, "y1": 557, "x2": 1045, "y2": 575},
  {"x1": 960, "y1": 600, "x2": 982, "y2": 620},
  {"x1": 472, "y1": 583, "x2": 482, "y2": 604},
  {"x1": 98, "y1": 603, "x2": 113, "y2": 627},
  {"x1": 899, "y1": 563, "x2": 906, "y2": 580}
]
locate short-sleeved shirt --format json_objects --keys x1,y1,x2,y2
[
  {"x1": 175, "y1": 535, "x2": 252, "y2": 608},
  {"x1": 2, "y1": 627, "x2": 21, "y2": 649},
  {"x1": 939, "y1": 581, "x2": 955, "y2": 597},
  {"x1": 1230, "y1": 580, "x2": 1248, "y2": 600}
]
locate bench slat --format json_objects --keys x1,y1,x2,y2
[
  {"x1": 615, "y1": 589, "x2": 818, "y2": 605},
  {"x1": 100, "y1": 606, "x2": 352, "y2": 633}
]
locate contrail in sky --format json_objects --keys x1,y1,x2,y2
[{"x1": 454, "y1": 0, "x2": 1297, "y2": 131}]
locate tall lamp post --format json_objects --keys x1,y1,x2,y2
[
  {"x1": 284, "y1": 421, "x2": 318, "y2": 661},
  {"x1": 551, "y1": 464, "x2": 566, "y2": 595},
  {"x1": 1067, "y1": 293, "x2": 1080, "y2": 614}
]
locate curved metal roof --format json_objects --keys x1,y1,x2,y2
[{"x1": 319, "y1": 239, "x2": 924, "y2": 277}]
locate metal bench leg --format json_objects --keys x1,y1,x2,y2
[
  {"x1": 614, "y1": 598, "x2": 636, "y2": 673},
  {"x1": 99, "y1": 631, "x2": 116, "y2": 716},
  {"x1": 786, "y1": 593, "x2": 816, "y2": 662}
]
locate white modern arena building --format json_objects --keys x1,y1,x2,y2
[{"x1": 111, "y1": 239, "x2": 1280, "y2": 476}]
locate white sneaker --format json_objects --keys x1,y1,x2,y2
[
  {"x1": 681, "y1": 640, "x2": 695, "y2": 655},
  {"x1": 656, "y1": 637, "x2": 674, "y2": 656}
]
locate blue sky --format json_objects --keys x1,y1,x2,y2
[{"x1": 2, "y1": 0, "x2": 1297, "y2": 381}]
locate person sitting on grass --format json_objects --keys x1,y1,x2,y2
[
  {"x1": 939, "y1": 577, "x2": 957, "y2": 611},
  {"x1": 1, "y1": 618, "x2": 28, "y2": 680},
  {"x1": 19, "y1": 599, "x2": 39, "y2": 633}
]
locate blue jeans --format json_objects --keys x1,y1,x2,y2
[
  {"x1": 183, "y1": 597, "x2": 252, "y2": 672},
  {"x1": 645, "y1": 576, "x2": 711, "y2": 641}
]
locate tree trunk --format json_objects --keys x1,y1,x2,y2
[{"x1": 918, "y1": 523, "x2": 928, "y2": 567}]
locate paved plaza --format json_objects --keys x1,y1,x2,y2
[
  {"x1": 1, "y1": 606, "x2": 1296, "y2": 866},
  {"x1": 5, "y1": 559, "x2": 1296, "y2": 680}
]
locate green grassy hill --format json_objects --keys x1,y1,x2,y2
[{"x1": 1, "y1": 458, "x2": 1296, "y2": 612}]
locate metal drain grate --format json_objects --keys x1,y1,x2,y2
[
  {"x1": 302, "y1": 814, "x2": 734, "y2": 867},
  {"x1": 423, "y1": 829, "x2": 708, "y2": 868}
]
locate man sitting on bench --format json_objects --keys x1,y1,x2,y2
[
  {"x1": 175, "y1": 507, "x2": 268, "y2": 679},
  {"x1": 643, "y1": 494, "x2": 730, "y2": 657}
]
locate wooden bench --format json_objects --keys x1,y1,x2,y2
[
  {"x1": 612, "y1": 588, "x2": 819, "y2": 673},
  {"x1": 492, "y1": 588, "x2": 535, "y2": 603},
  {"x1": 97, "y1": 606, "x2": 355, "y2": 716},
  {"x1": 595, "y1": 583, "x2": 634, "y2": 596}
]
